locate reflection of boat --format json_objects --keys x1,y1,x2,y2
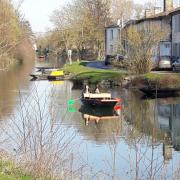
[
  {"x1": 51, "y1": 81, "x2": 64, "y2": 85},
  {"x1": 79, "y1": 105, "x2": 121, "y2": 125},
  {"x1": 79, "y1": 105, "x2": 116, "y2": 116},
  {"x1": 83, "y1": 114, "x2": 120, "y2": 125},
  {"x1": 81, "y1": 92, "x2": 121, "y2": 107}
]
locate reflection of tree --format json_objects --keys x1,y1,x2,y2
[
  {"x1": 0, "y1": 87, "x2": 83, "y2": 179},
  {"x1": 124, "y1": 91, "x2": 165, "y2": 142},
  {"x1": 0, "y1": 56, "x2": 34, "y2": 119}
]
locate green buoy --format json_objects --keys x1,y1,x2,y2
[
  {"x1": 68, "y1": 106, "x2": 76, "y2": 113},
  {"x1": 68, "y1": 100, "x2": 75, "y2": 105}
]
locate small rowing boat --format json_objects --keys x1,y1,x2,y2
[{"x1": 81, "y1": 92, "x2": 121, "y2": 107}]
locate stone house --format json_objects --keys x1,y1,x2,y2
[
  {"x1": 105, "y1": 0, "x2": 180, "y2": 61},
  {"x1": 122, "y1": 0, "x2": 173, "y2": 60},
  {"x1": 171, "y1": 8, "x2": 180, "y2": 58},
  {"x1": 105, "y1": 24, "x2": 120, "y2": 56}
]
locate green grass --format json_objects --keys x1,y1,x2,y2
[
  {"x1": 63, "y1": 61, "x2": 127, "y2": 83},
  {"x1": 0, "y1": 160, "x2": 33, "y2": 180},
  {"x1": 143, "y1": 73, "x2": 162, "y2": 80}
]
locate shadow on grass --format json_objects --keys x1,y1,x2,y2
[{"x1": 79, "y1": 61, "x2": 89, "y2": 66}]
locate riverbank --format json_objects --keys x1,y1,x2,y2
[
  {"x1": 0, "y1": 151, "x2": 32, "y2": 180},
  {"x1": 63, "y1": 61, "x2": 180, "y2": 89},
  {"x1": 63, "y1": 61, "x2": 127, "y2": 85},
  {"x1": 131, "y1": 72, "x2": 180, "y2": 89}
]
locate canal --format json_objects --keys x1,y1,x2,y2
[{"x1": 0, "y1": 58, "x2": 180, "y2": 179}]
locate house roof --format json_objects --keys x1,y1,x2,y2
[
  {"x1": 125, "y1": 7, "x2": 180, "y2": 27},
  {"x1": 105, "y1": 24, "x2": 119, "y2": 29},
  {"x1": 106, "y1": 7, "x2": 180, "y2": 30}
]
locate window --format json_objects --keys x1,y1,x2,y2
[
  {"x1": 173, "y1": 43, "x2": 178, "y2": 57},
  {"x1": 173, "y1": 15, "x2": 180, "y2": 33},
  {"x1": 165, "y1": 44, "x2": 170, "y2": 48},
  {"x1": 178, "y1": 15, "x2": 180, "y2": 32},
  {"x1": 111, "y1": 29, "x2": 114, "y2": 40},
  {"x1": 110, "y1": 45, "x2": 113, "y2": 54},
  {"x1": 118, "y1": 29, "x2": 120, "y2": 40}
]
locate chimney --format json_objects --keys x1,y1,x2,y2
[
  {"x1": 145, "y1": 9, "x2": 153, "y2": 18},
  {"x1": 164, "y1": 0, "x2": 173, "y2": 12}
]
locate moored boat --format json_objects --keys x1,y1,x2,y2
[
  {"x1": 81, "y1": 92, "x2": 121, "y2": 107},
  {"x1": 140, "y1": 87, "x2": 180, "y2": 96},
  {"x1": 30, "y1": 70, "x2": 64, "y2": 81}
]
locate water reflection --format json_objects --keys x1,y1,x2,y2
[
  {"x1": 1, "y1": 65, "x2": 180, "y2": 178},
  {"x1": 156, "y1": 98, "x2": 180, "y2": 153},
  {"x1": 79, "y1": 105, "x2": 121, "y2": 126},
  {"x1": 124, "y1": 91, "x2": 180, "y2": 163},
  {"x1": 0, "y1": 60, "x2": 34, "y2": 119}
]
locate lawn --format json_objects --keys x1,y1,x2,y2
[{"x1": 63, "y1": 61, "x2": 127, "y2": 83}]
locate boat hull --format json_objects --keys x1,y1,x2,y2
[{"x1": 81, "y1": 98, "x2": 118, "y2": 107}]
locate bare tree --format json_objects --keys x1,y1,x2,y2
[
  {"x1": 123, "y1": 25, "x2": 167, "y2": 74},
  {"x1": 50, "y1": 0, "x2": 112, "y2": 60}
]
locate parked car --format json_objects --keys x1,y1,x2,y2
[
  {"x1": 158, "y1": 56, "x2": 172, "y2": 69},
  {"x1": 171, "y1": 56, "x2": 179, "y2": 63},
  {"x1": 116, "y1": 54, "x2": 125, "y2": 61},
  {"x1": 172, "y1": 58, "x2": 180, "y2": 71}
]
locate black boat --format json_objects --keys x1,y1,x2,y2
[
  {"x1": 140, "y1": 87, "x2": 180, "y2": 96},
  {"x1": 81, "y1": 92, "x2": 121, "y2": 107}
]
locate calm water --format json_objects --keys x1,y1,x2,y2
[{"x1": 0, "y1": 60, "x2": 180, "y2": 179}]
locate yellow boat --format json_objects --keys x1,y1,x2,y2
[{"x1": 50, "y1": 70, "x2": 64, "y2": 77}]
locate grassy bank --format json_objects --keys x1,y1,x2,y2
[
  {"x1": 132, "y1": 72, "x2": 180, "y2": 88},
  {"x1": 0, "y1": 160, "x2": 32, "y2": 180},
  {"x1": 63, "y1": 61, "x2": 127, "y2": 83}
]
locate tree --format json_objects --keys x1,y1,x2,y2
[
  {"x1": 50, "y1": 0, "x2": 112, "y2": 60},
  {"x1": 110, "y1": 0, "x2": 144, "y2": 24},
  {"x1": 110, "y1": 0, "x2": 134, "y2": 23},
  {"x1": 124, "y1": 25, "x2": 167, "y2": 74},
  {"x1": 0, "y1": 0, "x2": 34, "y2": 69}
]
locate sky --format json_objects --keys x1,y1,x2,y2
[
  {"x1": 13, "y1": 0, "x2": 179, "y2": 33},
  {"x1": 14, "y1": 0, "x2": 71, "y2": 33}
]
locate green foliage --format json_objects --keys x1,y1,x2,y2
[
  {"x1": 0, "y1": 0, "x2": 33, "y2": 70},
  {"x1": 63, "y1": 61, "x2": 127, "y2": 83},
  {"x1": 50, "y1": 0, "x2": 112, "y2": 60}
]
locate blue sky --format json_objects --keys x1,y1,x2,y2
[{"x1": 14, "y1": 0, "x2": 179, "y2": 33}]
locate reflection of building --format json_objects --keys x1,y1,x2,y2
[
  {"x1": 157, "y1": 103, "x2": 180, "y2": 153},
  {"x1": 171, "y1": 104, "x2": 180, "y2": 150}
]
